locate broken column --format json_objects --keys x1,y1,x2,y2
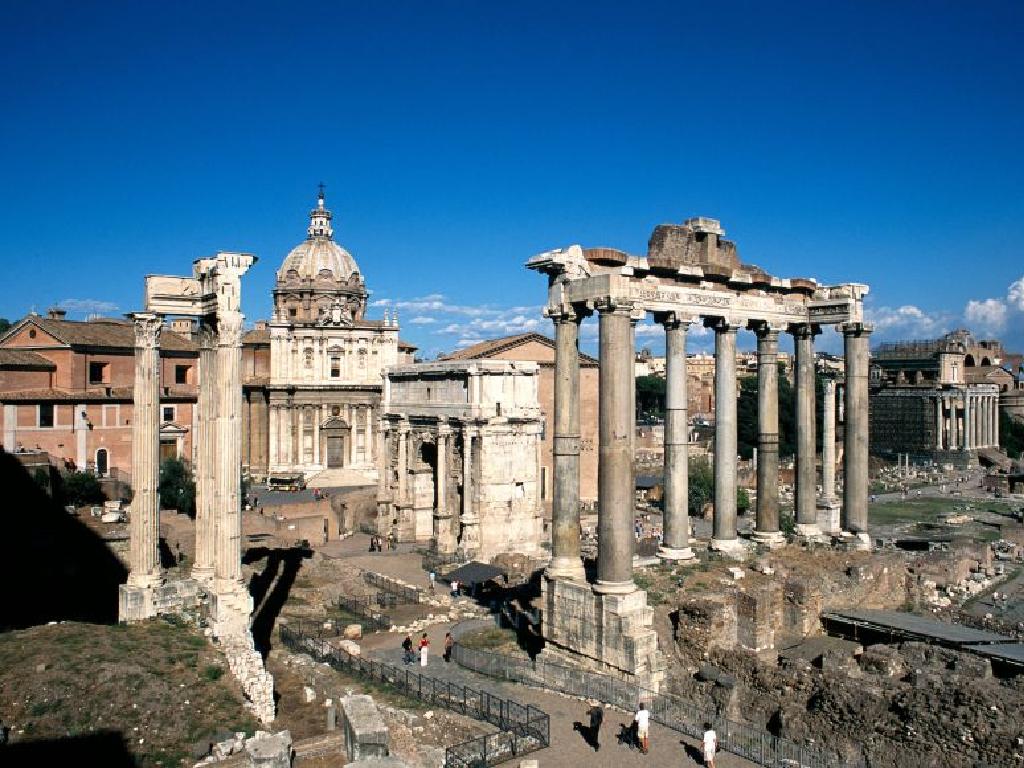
[
  {"x1": 118, "y1": 312, "x2": 164, "y2": 622},
  {"x1": 658, "y1": 313, "x2": 694, "y2": 560}
]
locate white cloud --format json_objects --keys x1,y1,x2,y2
[
  {"x1": 964, "y1": 298, "x2": 1008, "y2": 333},
  {"x1": 409, "y1": 316, "x2": 436, "y2": 324},
  {"x1": 867, "y1": 304, "x2": 951, "y2": 338},
  {"x1": 1007, "y1": 276, "x2": 1024, "y2": 312},
  {"x1": 59, "y1": 298, "x2": 120, "y2": 315}
]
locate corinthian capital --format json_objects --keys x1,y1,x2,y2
[{"x1": 132, "y1": 313, "x2": 163, "y2": 349}]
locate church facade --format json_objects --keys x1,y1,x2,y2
[{"x1": 242, "y1": 190, "x2": 414, "y2": 481}]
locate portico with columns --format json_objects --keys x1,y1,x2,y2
[{"x1": 530, "y1": 217, "x2": 870, "y2": 687}]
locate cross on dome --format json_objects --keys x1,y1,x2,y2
[{"x1": 308, "y1": 184, "x2": 333, "y2": 239}]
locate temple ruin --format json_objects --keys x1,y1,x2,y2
[
  {"x1": 528, "y1": 216, "x2": 871, "y2": 689},
  {"x1": 118, "y1": 251, "x2": 274, "y2": 723}
]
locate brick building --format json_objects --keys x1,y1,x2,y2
[{"x1": 0, "y1": 309, "x2": 198, "y2": 481}]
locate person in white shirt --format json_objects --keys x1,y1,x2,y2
[
  {"x1": 634, "y1": 702, "x2": 650, "y2": 754},
  {"x1": 702, "y1": 722, "x2": 718, "y2": 767}
]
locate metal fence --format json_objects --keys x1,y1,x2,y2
[
  {"x1": 336, "y1": 594, "x2": 396, "y2": 630},
  {"x1": 363, "y1": 571, "x2": 424, "y2": 604},
  {"x1": 452, "y1": 642, "x2": 864, "y2": 768},
  {"x1": 279, "y1": 623, "x2": 549, "y2": 768}
]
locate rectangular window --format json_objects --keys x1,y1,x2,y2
[
  {"x1": 330, "y1": 358, "x2": 340, "y2": 378},
  {"x1": 162, "y1": 406, "x2": 175, "y2": 422},
  {"x1": 175, "y1": 365, "x2": 190, "y2": 385},
  {"x1": 88, "y1": 361, "x2": 107, "y2": 384},
  {"x1": 540, "y1": 466, "x2": 547, "y2": 501},
  {"x1": 39, "y1": 403, "x2": 54, "y2": 428}
]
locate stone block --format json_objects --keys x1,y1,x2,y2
[
  {"x1": 340, "y1": 695, "x2": 389, "y2": 763},
  {"x1": 344, "y1": 624, "x2": 363, "y2": 640},
  {"x1": 246, "y1": 730, "x2": 292, "y2": 768}
]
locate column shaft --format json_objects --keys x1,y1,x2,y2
[
  {"x1": 753, "y1": 328, "x2": 781, "y2": 541},
  {"x1": 712, "y1": 322, "x2": 739, "y2": 547},
  {"x1": 192, "y1": 322, "x2": 217, "y2": 583},
  {"x1": 548, "y1": 313, "x2": 585, "y2": 579},
  {"x1": 659, "y1": 317, "x2": 692, "y2": 559},
  {"x1": 397, "y1": 423, "x2": 408, "y2": 504},
  {"x1": 128, "y1": 313, "x2": 163, "y2": 588},
  {"x1": 595, "y1": 304, "x2": 635, "y2": 592},
  {"x1": 842, "y1": 323, "x2": 872, "y2": 539},
  {"x1": 993, "y1": 395, "x2": 1000, "y2": 447},
  {"x1": 793, "y1": 325, "x2": 820, "y2": 534},
  {"x1": 214, "y1": 317, "x2": 244, "y2": 588},
  {"x1": 821, "y1": 379, "x2": 837, "y2": 503}
]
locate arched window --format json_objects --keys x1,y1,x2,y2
[{"x1": 95, "y1": 448, "x2": 108, "y2": 477}]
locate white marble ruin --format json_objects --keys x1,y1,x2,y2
[
  {"x1": 528, "y1": 217, "x2": 872, "y2": 690},
  {"x1": 118, "y1": 252, "x2": 275, "y2": 724},
  {"x1": 376, "y1": 360, "x2": 544, "y2": 560}
]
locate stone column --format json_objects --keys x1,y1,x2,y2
[
  {"x1": 792, "y1": 324, "x2": 821, "y2": 537},
  {"x1": 547, "y1": 310, "x2": 586, "y2": 580},
  {"x1": 365, "y1": 406, "x2": 374, "y2": 462},
  {"x1": 935, "y1": 396, "x2": 943, "y2": 450},
  {"x1": 752, "y1": 325, "x2": 784, "y2": 545},
  {"x1": 711, "y1": 320, "x2": 744, "y2": 554},
  {"x1": 433, "y1": 421, "x2": 456, "y2": 553},
  {"x1": 214, "y1": 313, "x2": 245, "y2": 593},
  {"x1": 313, "y1": 407, "x2": 321, "y2": 466},
  {"x1": 965, "y1": 395, "x2": 973, "y2": 450},
  {"x1": 658, "y1": 314, "x2": 694, "y2": 560},
  {"x1": 821, "y1": 378, "x2": 837, "y2": 504},
  {"x1": 994, "y1": 394, "x2": 1000, "y2": 447},
  {"x1": 950, "y1": 397, "x2": 959, "y2": 450},
  {"x1": 460, "y1": 426, "x2": 480, "y2": 553},
  {"x1": 976, "y1": 395, "x2": 983, "y2": 448},
  {"x1": 192, "y1": 320, "x2": 218, "y2": 585},
  {"x1": 397, "y1": 420, "x2": 409, "y2": 505},
  {"x1": 842, "y1": 322, "x2": 872, "y2": 545},
  {"x1": 268, "y1": 405, "x2": 279, "y2": 468},
  {"x1": 127, "y1": 313, "x2": 163, "y2": 589},
  {"x1": 349, "y1": 406, "x2": 359, "y2": 466},
  {"x1": 595, "y1": 300, "x2": 636, "y2": 593}
]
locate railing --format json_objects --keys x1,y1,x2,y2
[
  {"x1": 336, "y1": 594, "x2": 395, "y2": 630},
  {"x1": 452, "y1": 642, "x2": 863, "y2": 768},
  {"x1": 279, "y1": 623, "x2": 549, "y2": 768},
  {"x1": 363, "y1": 571, "x2": 424, "y2": 604}
]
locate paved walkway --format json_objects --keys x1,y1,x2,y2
[{"x1": 361, "y1": 623, "x2": 756, "y2": 768}]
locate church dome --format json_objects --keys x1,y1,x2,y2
[{"x1": 276, "y1": 189, "x2": 361, "y2": 283}]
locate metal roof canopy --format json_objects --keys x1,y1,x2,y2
[
  {"x1": 822, "y1": 609, "x2": 1010, "y2": 646},
  {"x1": 962, "y1": 643, "x2": 1024, "y2": 665}
]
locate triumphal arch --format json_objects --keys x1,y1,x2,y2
[{"x1": 528, "y1": 217, "x2": 871, "y2": 689}]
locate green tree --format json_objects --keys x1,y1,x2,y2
[
  {"x1": 635, "y1": 376, "x2": 666, "y2": 419},
  {"x1": 688, "y1": 455, "x2": 750, "y2": 516},
  {"x1": 32, "y1": 466, "x2": 51, "y2": 495},
  {"x1": 158, "y1": 457, "x2": 196, "y2": 517},
  {"x1": 737, "y1": 362, "x2": 826, "y2": 460},
  {"x1": 61, "y1": 471, "x2": 105, "y2": 506},
  {"x1": 0, "y1": 317, "x2": 11, "y2": 335},
  {"x1": 1001, "y1": 411, "x2": 1024, "y2": 459}
]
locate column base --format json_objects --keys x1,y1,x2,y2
[
  {"x1": 190, "y1": 565, "x2": 215, "y2": 587},
  {"x1": 210, "y1": 579, "x2": 254, "y2": 640},
  {"x1": 793, "y1": 522, "x2": 825, "y2": 540},
  {"x1": 593, "y1": 578, "x2": 636, "y2": 595},
  {"x1": 816, "y1": 500, "x2": 842, "y2": 536},
  {"x1": 840, "y1": 532, "x2": 873, "y2": 551},
  {"x1": 710, "y1": 537, "x2": 749, "y2": 559},
  {"x1": 127, "y1": 571, "x2": 163, "y2": 590},
  {"x1": 119, "y1": 583, "x2": 157, "y2": 623},
  {"x1": 750, "y1": 530, "x2": 786, "y2": 549},
  {"x1": 657, "y1": 545, "x2": 696, "y2": 561},
  {"x1": 545, "y1": 556, "x2": 587, "y2": 582}
]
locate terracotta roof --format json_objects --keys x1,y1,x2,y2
[
  {"x1": 0, "y1": 386, "x2": 197, "y2": 402},
  {"x1": 442, "y1": 332, "x2": 598, "y2": 366},
  {"x1": 2, "y1": 316, "x2": 197, "y2": 353},
  {"x1": 243, "y1": 328, "x2": 271, "y2": 345},
  {"x1": 0, "y1": 349, "x2": 56, "y2": 369},
  {"x1": 966, "y1": 366, "x2": 1014, "y2": 384},
  {"x1": 398, "y1": 339, "x2": 418, "y2": 351}
]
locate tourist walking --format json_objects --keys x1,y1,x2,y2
[
  {"x1": 443, "y1": 632, "x2": 454, "y2": 662},
  {"x1": 402, "y1": 634, "x2": 414, "y2": 665},
  {"x1": 702, "y1": 722, "x2": 718, "y2": 767},
  {"x1": 428, "y1": 570, "x2": 436, "y2": 593},
  {"x1": 587, "y1": 701, "x2": 604, "y2": 752},
  {"x1": 419, "y1": 633, "x2": 430, "y2": 666},
  {"x1": 450, "y1": 579, "x2": 459, "y2": 597},
  {"x1": 634, "y1": 702, "x2": 649, "y2": 755}
]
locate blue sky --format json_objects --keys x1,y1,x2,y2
[{"x1": 1, "y1": 1, "x2": 1022, "y2": 358}]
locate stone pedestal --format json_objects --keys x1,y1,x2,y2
[{"x1": 540, "y1": 575, "x2": 666, "y2": 692}]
